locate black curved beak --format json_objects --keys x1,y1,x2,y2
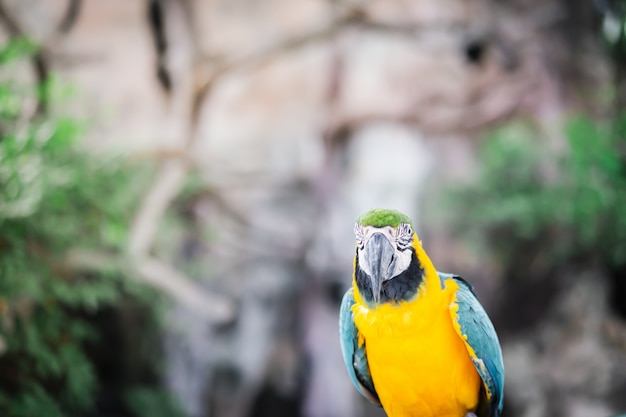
[{"x1": 362, "y1": 233, "x2": 396, "y2": 303}]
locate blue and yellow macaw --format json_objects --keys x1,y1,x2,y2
[{"x1": 340, "y1": 208, "x2": 504, "y2": 417}]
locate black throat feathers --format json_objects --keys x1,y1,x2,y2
[{"x1": 355, "y1": 248, "x2": 424, "y2": 305}]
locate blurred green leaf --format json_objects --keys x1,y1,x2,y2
[
  {"x1": 0, "y1": 39, "x2": 177, "y2": 417},
  {"x1": 125, "y1": 387, "x2": 188, "y2": 417},
  {"x1": 0, "y1": 38, "x2": 37, "y2": 64},
  {"x1": 448, "y1": 114, "x2": 626, "y2": 271}
]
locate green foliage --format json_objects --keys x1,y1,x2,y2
[
  {"x1": 125, "y1": 387, "x2": 187, "y2": 417},
  {"x1": 0, "y1": 39, "x2": 183, "y2": 417},
  {"x1": 0, "y1": 39, "x2": 37, "y2": 65},
  {"x1": 448, "y1": 115, "x2": 626, "y2": 270}
]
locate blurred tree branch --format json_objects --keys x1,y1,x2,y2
[
  {"x1": 65, "y1": 249, "x2": 235, "y2": 322},
  {"x1": 191, "y1": 1, "x2": 465, "y2": 93},
  {"x1": 57, "y1": 0, "x2": 82, "y2": 33},
  {"x1": 0, "y1": 0, "x2": 49, "y2": 114},
  {"x1": 129, "y1": 160, "x2": 187, "y2": 257}
]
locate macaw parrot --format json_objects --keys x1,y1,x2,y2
[{"x1": 339, "y1": 208, "x2": 504, "y2": 417}]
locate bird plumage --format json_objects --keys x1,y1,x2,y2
[{"x1": 339, "y1": 209, "x2": 504, "y2": 417}]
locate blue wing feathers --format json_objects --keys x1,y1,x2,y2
[
  {"x1": 440, "y1": 272, "x2": 505, "y2": 417},
  {"x1": 339, "y1": 288, "x2": 381, "y2": 405}
]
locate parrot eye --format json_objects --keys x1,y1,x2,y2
[
  {"x1": 354, "y1": 223, "x2": 365, "y2": 250},
  {"x1": 396, "y1": 223, "x2": 413, "y2": 250}
]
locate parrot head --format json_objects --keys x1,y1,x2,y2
[{"x1": 353, "y1": 208, "x2": 425, "y2": 306}]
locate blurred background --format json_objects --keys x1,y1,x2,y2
[{"x1": 1, "y1": 1, "x2": 625, "y2": 417}]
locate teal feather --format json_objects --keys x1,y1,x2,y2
[
  {"x1": 339, "y1": 288, "x2": 380, "y2": 405},
  {"x1": 439, "y1": 272, "x2": 505, "y2": 417}
]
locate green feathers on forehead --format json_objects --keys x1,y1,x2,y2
[{"x1": 356, "y1": 209, "x2": 414, "y2": 228}]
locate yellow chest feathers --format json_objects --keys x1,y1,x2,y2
[{"x1": 351, "y1": 281, "x2": 481, "y2": 417}]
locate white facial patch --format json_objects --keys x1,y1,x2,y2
[{"x1": 391, "y1": 246, "x2": 412, "y2": 279}]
